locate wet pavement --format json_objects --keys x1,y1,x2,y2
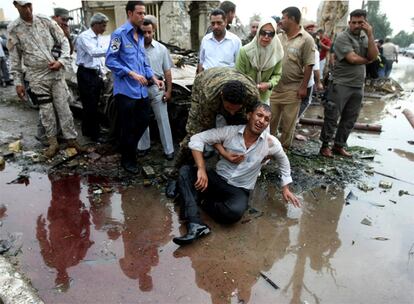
[{"x1": 1, "y1": 57, "x2": 414, "y2": 303}]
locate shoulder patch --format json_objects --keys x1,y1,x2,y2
[{"x1": 110, "y1": 37, "x2": 121, "y2": 51}]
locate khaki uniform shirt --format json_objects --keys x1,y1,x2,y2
[
  {"x1": 7, "y1": 15, "x2": 70, "y2": 86},
  {"x1": 275, "y1": 26, "x2": 315, "y2": 92}
]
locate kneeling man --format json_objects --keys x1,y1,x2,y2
[{"x1": 173, "y1": 103, "x2": 300, "y2": 246}]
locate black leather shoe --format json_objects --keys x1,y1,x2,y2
[
  {"x1": 121, "y1": 161, "x2": 140, "y2": 175},
  {"x1": 173, "y1": 222, "x2": 211, "y2": 246},
  {"x1": 164, "y1": 152, "x2": 174, "y2": 161},
  {"x1": 166, "y1": 179, "x2": 178, "y2": 198}
]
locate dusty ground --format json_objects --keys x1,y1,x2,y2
[{"x1": 1, "y1": 57, "x2": 414, "y2": 304}]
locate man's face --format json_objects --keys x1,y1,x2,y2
[
  {"x1": 55, "y1": 15, "x2": 69, "y2": 27},
  {"x1": 141, "y1": 24, "x2": 153, "y2": 45},
  {"x1": 250, "y1": 21, "x2": 259, "y2": 36},
  {"x1": 247, "y1": 106, "x2": 271, "y2": 135},
  {"x1": 222, "y1": 100, "x2": 242, "y2": 116},
  {"x1": 349, "y1": 16, "x2": 366, "y2": 35},
  {"x1": 15, "y1": 3, "x2": 33, "y2": 22},
  {"x1": 226, "y1": 10, "x2": 235, "y2": 25},
  {"x1": 128, "y1": 5, "x2": 146, "y2": 27},
  {"x1": 95, "y1": 22, "x2": 107, "y2": 35},
  {"x1": 280, "y1": 13, "x2": 292, "y2": 32},
  {"x1": 305, "y1": 24, "x2": 316, "y2": 35},
  {"x1": 211, "y1": 14, "x2": 227, "y2": 37}
]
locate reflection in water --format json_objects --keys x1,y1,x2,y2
[
  {"x1": 173, "y1": 190, "x2": 298, "y2": 304},
  {"x1": 36, "y1": 175, "x2": 93, "y2": 290},
  {"x1": 284, "y1": 187, "x2": 343, "y2": 304},
  {"x1": 119, "y1": 187, "x2": 172, "y2": 292},
  {"x1": 0, "y1": 204, "x2": 6, "y2": 218}
]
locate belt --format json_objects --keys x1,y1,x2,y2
[{"x1": 78, "y1": 65, "x2": 100, "y2": 76}]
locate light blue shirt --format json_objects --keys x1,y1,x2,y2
[
  {"x1": 105, "y1": 21, "x2": 153, "y2": 99},
  {"x1": 145, "y1": 39, "x2": 173, "y2": 78},
  {"x1": 75, "y1": 28, "x2": 107, "y2": 71},
  {"x1": 199, "y1": 30, "x2": 241, "y2": 70},
  {"x1": 189, "y1": 125, "x2": 292, "y2": 190}
]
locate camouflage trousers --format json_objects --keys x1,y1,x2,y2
[{"x1": 32, "y1": 78, "x2": 77, "y2": 139}]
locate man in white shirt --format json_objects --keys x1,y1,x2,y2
[
  {"x1": 381, "y1": 38, "x2": 398, "y2": 78},
  {"x1": 137, "y1": 18, "x2": 174, "y2": 160},
  {"x1": 196, "y1": 8, "x2": 241, "y2": 74},
  {"x1": 173, "y1": 103, "x2": 300, "y2": 246},
  {"x1": 75, "y1": 13, "x2": 108, "y2": 142}
]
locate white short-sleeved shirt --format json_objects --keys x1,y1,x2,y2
[
  {"x1": 199, "y1": 31, "x2": 241, "y2": 70},
  {"x1": 145, "y1": 39, "x2": 173, "y2": 78},
  {"x1": 308, "y1": 47, "x2": 320, "y2": 88}
]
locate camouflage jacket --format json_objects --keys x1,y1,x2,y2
[
  {"x1": 175, "y1": 67, "x2": 259, "y2": 168},
  {"x1": 7, "y1": 15, "x2": 70, "y2": 86}
]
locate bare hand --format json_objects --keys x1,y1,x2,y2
[
  {"x1": 282, "y1": 186, "x2": 301, "y2": 208},
  {"x1": 257, "y1": 82, "x2": 270, "y2": 92},
  {"x1": 129, "y1": 71, "x2": 148, "y2": 85},
  {"x1": 297, "y1": 86, "x2": 307, "y2": 99},
  {"x1": 154, "y1": 79, "x2": 164, "y2": 90},
  {"x1": 316, "y1": 81, "x2": 324, "y2": 92},
  {"x1": 224, "y1": 152, "x2": 245, "y2": 164},
  {"x1": 163, "y1": 91, "x2": 172, "y2": 103},
  {"x1": 48, "y1": 61, "x2": 63, "y2": 71},
  {"x1": 194, "y1": 168, "x2": 208, "y2": 192},
  {"x1": 361, "y1": 20, "x2": 373, "y2": 36},
  {"x1": 16, "y1": 85, "x2": 26, "y2": 101}
]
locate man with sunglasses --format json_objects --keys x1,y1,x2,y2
[
  {"x1": 269, "y1": 6, "x2": 315, "y2": 151},
  {"x1": 319, "y1": 9, "x2": 378, "y2": 158}
]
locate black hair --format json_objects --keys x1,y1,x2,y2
[
  {"x1": 125, "y1": 1, "x2": 145, "y2": 15},
  {"x1": 282, "y1": 6, "x2": 301, "y2": 24},
  {"x1": 350, "y1": 9, "x2": 367, "y2": 19},
  {"x1": 210, "y1": 8, "x2": 226, "y2": 20},
  {"x1": 143, "y1": 19, "x2": 153, "y2": 27},
  {"x1": 250, "y1": 102, "x2": 272, "y2": 114},
  {"x1": 219, "y1": 1, "x2": 236, "y2": 14},
  {"x1": 222, "y1": 80, "x2": 246, "y2": 105}
]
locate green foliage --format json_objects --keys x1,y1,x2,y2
[
  {"x1": 392, "y1": 31, "x2": 414, "y2": 48},
  {"x1": 364, "y1": 1, "x2": 392, "y2": 39}
]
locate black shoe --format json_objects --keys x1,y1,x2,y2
[
  {"x1": 166, "y1": 179, "x2": 178, "y2": 198},
  {"x1": 164, "y1": 152, "x2": 174, "y2": 161},
  {"x1": 137, "y1": 148, "x2": 151, "y2": 157},
  {"x1": 121, "y1": 161, "x2": 140, "y2": 175},
  {"x1": 172, "y1": 222, "x2": 211, "y2": 246}
]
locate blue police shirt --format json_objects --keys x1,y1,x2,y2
[{"x1": 105, "y1": 21, "x2": 153, "y2": 99}]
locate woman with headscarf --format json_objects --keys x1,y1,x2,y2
[{"x1": 236, "y1": 17, "x2": 284, "y2": 104}]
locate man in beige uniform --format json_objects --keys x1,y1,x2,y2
[
  {"x1": 8, "y1": 0, "x2": 83, "y2": 157},
  {"x1": 269, "y1": 6, "x2": 315, "y2": 150}
]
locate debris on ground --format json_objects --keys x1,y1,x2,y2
[
  {"x1": 259, "y1": 272, "x2": 279, "y2": 290},
  {"x1": 398, "y1": 190, "x2": 413, "y2": 196},
  {"x1": 379, "y1": 181, "x2": 393, "y2": 189},
  {"x1": 8, "y1": 140, "x2": 22, "y2": 153},
  {"x1": 372, "y1": 237, "x2": 389, "y2": 241},
  {"x1": 361, "y1": 217, "x2": 373, "y2": 226},
  {"x1": 358, "y1": 183, "x2": 375, "y2": 192}
]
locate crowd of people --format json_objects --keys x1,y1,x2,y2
[{"x1": 6, "y1": 0, "x2": 383, "y2": 245}]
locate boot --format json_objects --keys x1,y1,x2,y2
[
  {"x1": 67, "y1": 139, "x2": 86, "y2": 153},
  {"x1": 172, "y1": 222, "x2": 211, "y2": 246},
  {"x1": 44, "y1": 137, "x2": 60, "y2": 158}
]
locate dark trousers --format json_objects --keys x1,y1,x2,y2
[
  {"x1": 178, "y1": 165, "x2": 249, "y2": 225},
  {"x1": 115, "y1": 93, "x2": 150, "y2": 164},
  {"x1": 77, "y1": 66, "x2": 103, "y2": 138},
  {"x1": 320, "y1": 83, "x2": 363, "y2": 148},
  {"x1": 0, "y1": 57, "x2": 10, "y2": 82}
]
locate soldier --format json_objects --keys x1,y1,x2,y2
[
  {"x1": 8, "y1": 0, "x2": 83, "y2": 158},
  {"x1": 52, "y1": 7, "x2": 74, "y2": 54},
  {"x1": 166, "y1": 67, "x2": 259, "y2": 197}
]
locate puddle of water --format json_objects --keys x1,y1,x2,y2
[{"x1": 0, "y1": 57, "x2": 413, "y2": 304}]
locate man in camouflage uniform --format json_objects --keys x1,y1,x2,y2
[
  {"x1": 167, "y1": 67, "x2": 259, "y2": 197},
  {"x1": 8, "y1": 0, "x2": 83, "y2": 158}
]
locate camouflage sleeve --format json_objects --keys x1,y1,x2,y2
[
  {"x1": 7, "y1": 30, "x2": 24, "y2": 86},
  {"x1": 49, "y1": 19, "x2": 71, "y2": 68}
]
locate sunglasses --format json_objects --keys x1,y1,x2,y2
[{"x1": 259, "y1": 30, "x2": 275, "y2": 38}]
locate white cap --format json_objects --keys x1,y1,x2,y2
[{"x1": 13, "y1": 1, "x2": 32, "y2": 5}]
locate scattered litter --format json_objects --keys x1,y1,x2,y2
[
  {"x1": 0, "y1": 156, "x2": 5, "y2": 170},
  {"x1": 142, "y1": 166, "x2": 155, "y2": 179},
  {"x1": 7, "y1": 173, "x2": 30, "y2": 185},
  {"x1": 143, "y1": 179, "x2": 151, "y2": 187},
  {"x1": 372, "y1": 237, "x2": 389, "y2": 241},
  {"x1": 93, "y1": 189, "x2": 103, "y2": 195},
  {"x1": 248, "y1": 207, "x2": 261, "y2": 214},
  {"x1": 345, "y1": 191, "x2": 358, "y2": 203},
  {"x1": 398, "y1": 190, "x2": 412, "y2": 196},
  {"x1": 352, "y1": 240, "x2": 355, "y2": 245},
  {"x1": 379, "y1": 181, "x2": 392, "y2": 189},
  {"x1": 8, "y1": 140, "x2": 22, "y2": 153},
  {"x1": 361, "y1": 217, "x2": 372, "y2": 226},
  {"x1": 0, "y1": 239, "x2": 12, "y2": 254},
  {"x1": 358, "y1": 183, "x2": 374, "y2": 192},
  {"x1": 408, "y1": 140, "x2": 414, "y2": 145},
  {"x1": 63, "y1": 148, "x2": 78, "y2": 158},
  {"x1": 389, "y1": 199, "x2": 397, "y2": 204},
  {"x1": 359, "y1": 154, "x2": 375, "y2": 160},
  {"x1": 260, "y1": 272, "x2": 279, "y2": 290},
  {"x1": 88, "y1": 152, "x2": 101, "y2": 161},
  {"x1": 370, "y1": 203, "x2": 385, "y2": 207},
  {"x1": 294, "y1": 134, "x2": 307, "y2": 141}
]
